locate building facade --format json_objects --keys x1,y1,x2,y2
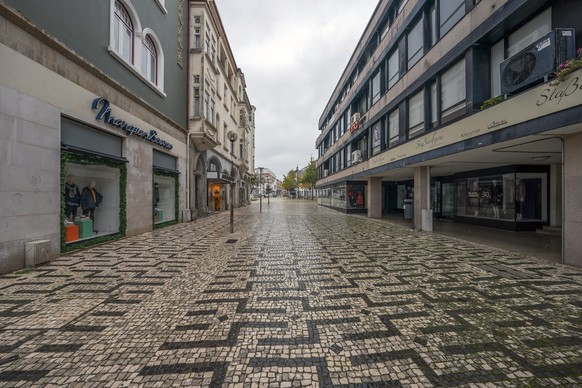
[
  {"x1": 315, "y1": 0, "x2": 582, "y2": 265},
  {"x1": 188, "y1": 0, "x2": 255, "y2": 216},
  {"x1": 0, "y1": 0, "x2": 189, "y2": 273}
]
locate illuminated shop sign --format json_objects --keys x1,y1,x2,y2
[{"x1": 92, "y1": 97, "x2": 173, "y2": 150}]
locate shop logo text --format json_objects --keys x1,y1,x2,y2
[{"x1": 92, "y1": 98, "x2": 173, "y2": 150}]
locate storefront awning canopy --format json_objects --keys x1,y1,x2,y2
[{"x1": 207, "y1": 171, "x2": 234, "y2": 184}]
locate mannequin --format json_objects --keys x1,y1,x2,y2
[
  {"x1": 65, "y1": 174, "x2": 81, "y2": 221},
  {"x1": 491, "y1": 179, "x2": 502, "y2": 218},
  {"x1": 153, "y1": 182, "x2": 160, "y2": 207},
  {"x1": 80, "y1": 180, "x2": 103, "y2": 229}
]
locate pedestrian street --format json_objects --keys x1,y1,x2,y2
[{"x1": 0, "y1": 198, "x2": 581, "y2": 387}]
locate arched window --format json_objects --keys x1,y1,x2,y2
[
  {"x1": 114, "y1": 1, "x2": 133, "y2": 63},
  {"x1": 142, "y1": 35, "x2": 157, "y2": 84}
]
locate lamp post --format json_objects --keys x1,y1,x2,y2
[
  {"x1": 258, "y1": 167, "x2": 264, "y2": 213},
  {"x1": 227, "y1": 131, "x2": 238, "y2": 233}
]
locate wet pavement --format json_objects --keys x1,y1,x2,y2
[{"x1": 0, "y1": 198, "x2": 581, "y2": 387}]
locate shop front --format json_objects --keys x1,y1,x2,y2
[
  {"x1": 60, "y1": 97, "x2": 184, "y2": 252},
  {"x1": 450, "y1": 166, "x2": 550, "y2": 231},
  {"x1": 61, "y1": 117, "x2": 127, "y2": 250},
  {"x1": 318, "y1": 181, "x2": 367, "y2": 213},
  {"x1": 152, "y1": 150, "x2": 179, "y2": 227}
]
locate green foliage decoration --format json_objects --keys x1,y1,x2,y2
[{"x1": 480, "y1": 96, "x2": 505, "y2": 110}]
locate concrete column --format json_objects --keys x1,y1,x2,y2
[
  {"x1": 550, "y1": 163, "x2": 562, "y2": 227},
  {"x1": 564, "y1": 132, "x2": 582, "y2": 267},
  {"x1": 367, "y1": 177, "x2": 383, "y2": 218},
  {"x1": 413, "y1": 166, "x2": 430, "y2": 231}
]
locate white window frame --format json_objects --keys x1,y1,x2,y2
[
  {"x1": 108, "y1": 0, "x2": 166, "y2": 96},
  {"x1": 154, "y1": 0, "x2": 168, "y2": 14}
]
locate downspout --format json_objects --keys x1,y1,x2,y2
[
  {"x1": 185, "y1": 0, "x2": 191, "y2": 220},
  {"x1": 561, "y1": 135, "x2": 565, "y2": 264}
]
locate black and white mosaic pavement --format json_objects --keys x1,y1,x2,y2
[{"x1": 0, "y1": 199, "x2": 581, "y2": 387}]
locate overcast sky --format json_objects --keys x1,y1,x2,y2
[{"x1": 216, "y1": 0, "x2": 379, "y2": 180}]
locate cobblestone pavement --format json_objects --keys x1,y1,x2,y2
[{"x1": 1, "y1": 199, "x2": 581, "y2": 387}]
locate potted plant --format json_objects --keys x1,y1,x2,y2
[
  {"x1": 552, "y1": 48, "x2": 582, "y2": 84},
  {"x1": 480, "y1": 95, "x2": 505, "y2": 110}
]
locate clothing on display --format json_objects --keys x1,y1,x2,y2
[
  {"x1": 65, "y1": 175, "x2": 81, "y2": 220},
  {"x1": 80, "y1": 180, "x2": 103, "y2": 229}
]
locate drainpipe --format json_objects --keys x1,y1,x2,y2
[
  {"x1": 185, "y1": 1, "x2": 191, "y2": 220},
  {"x1": 561, "y1": 136, "x2": 565, "y2": 264}
]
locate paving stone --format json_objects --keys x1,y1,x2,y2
[{"x1": 0, "y1": 200, "x2": 581, "y2": 386}]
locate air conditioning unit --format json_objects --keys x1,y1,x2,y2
[
  {"x1": 351, "y1": 150, "x2": 363, "y2": 164},
  {"x1": 351, "y1": 113, "x2": 361, "y2": 124},
  {"x1": 25, "y1": 240, "x2": 50, "y2": 268},
  {"x1": 323, "y1": 169, "x2": 329, "y2": 177},
  {"x1": 500, "y1": 29, "x2": 576, "y2": 95}
]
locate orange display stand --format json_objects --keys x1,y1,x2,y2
[{"x1": 65, "y1": 224, "x2": 79, "y2": 242}]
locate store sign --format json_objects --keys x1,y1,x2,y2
[{"x1": 92, "y1": 97, "x2": 173, "y2": 150}]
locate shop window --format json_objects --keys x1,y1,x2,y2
[
  {"x1": 347, "y1": 185, "x2": 366, "y2": 209},
  {"x1": 515, "y1": 173, "x2": 547, "y2": 222},
  {"x1": 153, "y1": 174, "x2": 177, "y2": 225},
  {"x1": 455, "y1": 173, "x2": 547, "y2": 222},
  {"x1": 407, "y1": 18, "x2": 423, "y2": 68},
  {"x1": 63, "y1": 161, "x2": 121, "y2": 243},
  {"x1": 408, "y1": 90, "x2": 424, "y2": 138}
]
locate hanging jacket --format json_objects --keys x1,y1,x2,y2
[{"x1": 80, "y1": 186, "x2": 103, "y2": 211}]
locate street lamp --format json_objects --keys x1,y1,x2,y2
[
  {"x1": 227, "y1": 131, "x2": 238, "y2": 233},
  {"x1": 258, "y1": 167, "x2": 264, "y2": 213}
]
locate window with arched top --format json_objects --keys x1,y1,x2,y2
[
  {"x1": 142, "y1": 35, "x2": 157, "y2": 84},
  {"x1": 114, "y1": 1, "x2": 134, "y2": 63}
]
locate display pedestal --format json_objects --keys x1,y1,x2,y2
[
  {"x1": 75, "y1": 218, "x2": 93, "y2": 238},
  {"x1": 65, "y1": 224, "x2": 79, "y2": 242}
]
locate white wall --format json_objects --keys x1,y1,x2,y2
[{"x1": 0, "y1": 85, "x2": 61, "y2": 273}]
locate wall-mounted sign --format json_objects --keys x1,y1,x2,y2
[{"x1": 92, "y1": 97, "x2": 173, "y2": 150}]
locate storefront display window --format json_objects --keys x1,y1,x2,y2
[
  {"x1": 347, "y1": 185, "x2": 365, "y2": 209},
  {"x1": 515, "y1": 173, "x2": 547, "y2": 221},
  {"x1": 63, "y1": 161, "x2": 121, "y2": 243},
  {"x1": 396, "y1": 184, "x2": 413, "y2": 210},
  {"x1": 153, "y1": 174, "x2": 176, "y2": 224},
  {"x1": 455, "y1": 172, "x2": 547, "y2": 222}
]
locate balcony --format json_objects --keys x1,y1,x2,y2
[{"x1": 189, "y1": 120, "x2": 219, "y2": 151}]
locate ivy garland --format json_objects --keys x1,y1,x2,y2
[
  {"x1": 153, "y1": 169, "x2": 179, "y2": 230},
  {"x1": 61, "y1": 152, "x2": 127, "y2": 253}
]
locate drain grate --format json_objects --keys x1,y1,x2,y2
[{"x1": 225, "y1": 239, "x2": 238, "y2": 244}]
